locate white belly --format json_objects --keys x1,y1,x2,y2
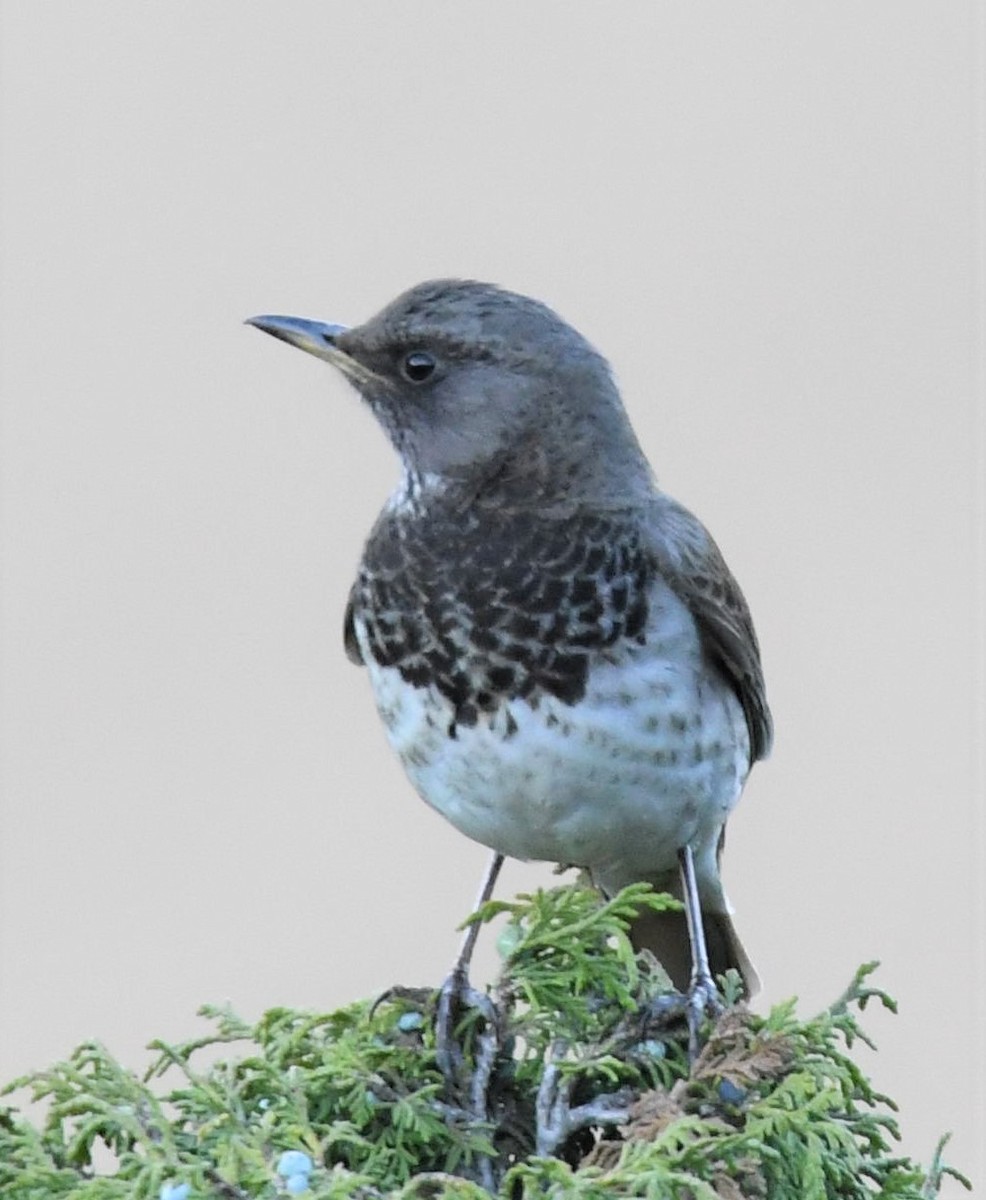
[{"x1": 355, "y1": 582, "x2": 750, "y2": 894}]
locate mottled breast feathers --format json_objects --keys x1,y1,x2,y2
[
  {"x1": 343, "y1": 499, "x2": 772, "y2": 763},
  {"x1": 345, "y1": 507, "x2": 650, "y2": 734}
]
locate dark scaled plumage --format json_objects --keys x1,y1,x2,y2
[{"x1": 345, "y1": 505, "x2": 650, "y2": 735}]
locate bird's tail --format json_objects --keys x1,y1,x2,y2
[{"x1": 629, "y1": 904, "x2": 760, "y2": 1000}]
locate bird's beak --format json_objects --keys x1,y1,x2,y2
[{"x1": 244, "y1": 315, "x2": 351, "y2": 365}]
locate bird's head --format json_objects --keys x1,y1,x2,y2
[{"x1": 247, "y1": 279, "x2": 650, "y2": 505}]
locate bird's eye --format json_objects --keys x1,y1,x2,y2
[{"x1": 401, "y1": 350, "x2": 436, "y2": 383}]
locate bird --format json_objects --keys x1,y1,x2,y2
[{"x1": 247, "y1": 279, "x2": 772, "y2": 1020}]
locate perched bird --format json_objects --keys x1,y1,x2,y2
[{"x1": 247, "y1": 280, "x2": 771, "y2": 1012}]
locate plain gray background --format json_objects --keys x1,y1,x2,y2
[{"x1": 1, "y1": 2, "x2": 982, "y2": 1189}]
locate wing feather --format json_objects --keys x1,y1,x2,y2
[
  {"x1": 343, "y1": 590, "x2": 364, "y2": 666},
  {"x1": 647, "y1": 497, "x2": 772, "y2": 762}
]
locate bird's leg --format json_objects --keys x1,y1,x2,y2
[
  {"x1": 453, "y1": 852, "x2": 505, "y2": 987},
  {"x1": 677, "y1": 844, "x2": 723, "y2": 1060},
  {"x1": 436, "y1": 852, "x2": 505, "y2": 1083}
]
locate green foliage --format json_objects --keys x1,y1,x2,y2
[{"x1": 0, "y1": 883, "x2": 970, "y2": 1199}]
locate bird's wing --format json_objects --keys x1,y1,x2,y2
[
  {"x1": 646, "y1": 496, "x2": 773, "y2": 762},
  {"x1": 343, "y1": 590, "x2": 364, "y2": 665}
]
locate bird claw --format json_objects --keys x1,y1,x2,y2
[
  {"x1": 685, "y1": 972, "x2": 723, "y2": 1062},
  {"x1": 435, "y1": 966, "x2": 497, "y2": 1087},
  {"x1": 369, "y1": 984, "x2": 432, "y2": 1019},
  {"x1": 643, "y1": 974, "x2": 723, "y2": 1063},
  {"x1": 644, "y1": 990, "x2": 689, "y2": 1024}
]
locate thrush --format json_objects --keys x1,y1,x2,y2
[{"x1": 247, "y1": 280, "x2": 772, "y2": 1020}]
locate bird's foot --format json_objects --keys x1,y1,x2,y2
[
  {"x1": 642, "y1": 974, "x2": 723, "y2": 1064},
  {"x1": 435, "y1": 965, "x2": 498, "y2": 1091},
  {"x1": 369, "y1": 983, "x2": 432, "y2": 1018},
  {"x1": 434, "y1": 966, "x2": 502, "y2": 1191},
  {"x1": 685, "y1": 971, "x2": 723, "y2": 1062},
  {"x1": 434, "y1": 851, "x2": 506, "y2": 1091}
]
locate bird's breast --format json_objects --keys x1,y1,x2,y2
[{"x1": 351, "y1": 556, "x2": 750, "y2": 883}]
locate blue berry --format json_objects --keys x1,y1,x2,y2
[
  {"x1": 276, "y1": 1150, "x2": 313, "y2": 1178},
  {"x1": 496, "y1": 923, "x2": 523, "y2": 958},
  {"x1": 397, "y1": 1011, "x2": 424, "y2": 1032},
  {"x1": 718, "y1": 1078, "x2": 747, "y2": 1105},
  {"x1": 285, "y1": 1175, "x2": 310, "y2": 1195},
  {"x1": 160, "y1": 1184, "x2": 191, "y2": 1200}
]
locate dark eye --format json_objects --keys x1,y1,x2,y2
[{"x1": 401, "y1": 350, "x2": 436, "y2": 383}]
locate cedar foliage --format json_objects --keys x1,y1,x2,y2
[{"x1": 0, "y1": 883, "x2": 970, "y2": 1199}]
